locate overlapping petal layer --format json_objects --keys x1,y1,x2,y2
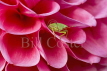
[
  {"x1": 80, "y1": 0, "x2": 107, "y2": 18},
  {"x1": 0, "y1": 33, "x2": 40, "y2": 66},
  {"x1": 38, "y1": 28, "x2": 67, "y2": 68},
  {"x1": 0, "y1": 0, "x2": 107, "y2": 71},
  {"x1": 82, "y1": 18, "x2": 107, "y2": 57},
  {"x1": 19, "y1": 0, "x2": 60, "y2": 17},
  {"x1": 54, "y1": 0, "x2": 87, "y2": 9},
  {"x1": 0, "y1": 9, "x2": 41, "y2": 35}
]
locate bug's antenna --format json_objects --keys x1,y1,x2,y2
[{"x1": 47, "y1": 19, "x2": 58, "y2": 25}]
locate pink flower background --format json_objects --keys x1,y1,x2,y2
[{"x1": 0, "y1": 0, "x2": 107, "y2": 71}]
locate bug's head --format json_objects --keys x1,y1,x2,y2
[{"x1": 48, "y1": 23, "x2": 59, "y2": 32}]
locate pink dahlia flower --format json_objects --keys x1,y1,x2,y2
[{"x1": 0, "y1": 0, "x2": 107, "y2": 71}]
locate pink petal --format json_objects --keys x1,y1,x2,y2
[
  {"x1": 67, "y1": 27, "x2": 86, "y2": 44},
  {"x1": 0, "y1": 52, "x2": 6, "y2": 71},
  {"x1": 60, "y1": 7, "x2": 96, "y2": 27},
  {"x1": 37, "y1": 57, "x2": 50, "y2": 71},
  {"x1": 46, "y1": 12, "x2": 94, "y2": 28},
  {"x1": 0, "y1": 33, "x2": 40, "y2": 66},
  {"x1": 54, "y1": 0, "x2": 86, "y2": 9},
  {"x1": 82, "y1": 19, "x2": 107, "y2": 57},
  {"x1": 5, "y1": 64, "x2": 39, "y2": 71},
  {"x1": 65, "y1": 44, "x2": 100, "y2": 64},
  {"x1": 56, "y1": 0, "x2": 86, "y2": 5},
  {"x1": 38, "y1": 29, "x2": 67, "y2": 68},
  {"x1": 18, "y1": 0, "x2": 60, "y2": 17},
  {"x1": 63, "y1": 0, "x2": 87, "y2": 5},
  {"x1": 0, "y1": 9, "x2": 41, "y2": 35},
  {"x1": 80, "y1": 0, "x2": 107, "y2": 18},
  {"x1": 33, "y1": 0, "x2": 60, "y2": 17}
]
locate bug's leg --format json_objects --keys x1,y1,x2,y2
[
  {"x1": 59, "y1": 30, "x2": 68, "y2": 39},
  {"x1": 65, "y1": 30, "x2": 68, "y2": 37},
  {"x1": 51, "y1": 28, "x2": 56, "y2": 39},
  {"x1": 60, "y1": 32, "x2": 66, "y2": 37}
]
